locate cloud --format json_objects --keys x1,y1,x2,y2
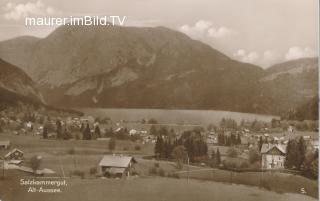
[
  {"x1": 233, "y1": 49, "x2": 281, "y2": 68},
  {"x1": 208, "y1": 26, "x2": 234, "y2": 38},
  {"x1": 233, "y1": 49, "x2": 259, "y2": 63},
  {"x1": 179, "y1": 20, "x2": 235, "y2": 40},
  {"x1": 3, "y1": 0, "x2": 56, "y2": 20},
  {"x1": 285, "y1": 46, "x2": 316, "y2": 60}
]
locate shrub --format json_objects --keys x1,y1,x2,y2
[
  {"x1": 108, "y1": 138, "x2": 116, "y2": 151},
  {"x1": 158, "y1": 168, "x2": 165, "y2": 177},
  {"x1": 154, "y1": 163, "x2": 160, "y2": 168},
  {"x1": 227, "y1": 147, "x2": 238, "y2": 158},
  {"x1": 89, "y1": 167, "x2": 97, "y2": 175},
  {"x1": 75, "y1": 133, "x2": 81, "y2": 140},
  {"x1": 148, "y1": 167, "x2": 157, "y2": 175},
  {"x1": 72, "y1": 170, "x2": 85, "y2": 179},
  {"x1": 30, "y1": 155, "x2": 41, "y2": 174},
  {"x1": 240, "y1": 161, "x2": 249, "y2": 169},
  {"x1": 123, "y1": 147, "x2": 129, "y2": 151},
  {"x1": 249, "y1": 149, "x2": 260, "y2": 164},
  {"x1": 260, "y1": 180, "x2": 271, "y2": 190},
  {"x1": 134, "y1": 145, "x2": 141, "y2": 151},
  {"x1": 67, "y1": 148, "x2": 76, "y2": 155},
  {"x1": 131, "y1": 170, "x2": 139, "y2": 176},
  {"x1": 168, "y1": 172, "x2": 180, "y2": 179}
]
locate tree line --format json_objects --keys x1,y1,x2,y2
[{"x1": 154, "y1": 129, "x2": 208, "y2": 163}]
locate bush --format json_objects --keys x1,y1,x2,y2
[
  {"x1": 240, "y1": 161, "x2": 249, "y2": 168},
  {"x1": 260, "y1": 180, "x2": 271, "y2": 190},
  {"x1": 154, "y1": 163, "x2": 160, "y2": 168},
  {"x1": 227, "y1": 147, "x2": 238, "y2": 158},
  {"x1": 123, "y1": 147, "x2": 129, "y2": 151},
  {"x1": 167, "y1": 172, "x2": 180, "y2": 179},
  {"x1": 108, "y1": 138, "x2": 116, "y2": 151},
  {"x1": 134, "y1": 145, "x2": 141, "y2": 151},
  {"x1": 75, "y1": 133, "x2": 81, "y2": 140},
  {"x1": 67, "y1": 148, "x2": 76, "y2": 155},
  {"x1": 30, "y1": 155, "x2": 41, "y2": 174},
  {"x1": 72, "y1": 170, "x2": 85, "y2": 179},
  {"x1": 149, "y1": 167, "x2": 157, "y2": 175},
  {"x1": 249, "y1": 149, "x2": 260, "y2": 164},
  {"x1": 89, "y1": 167, "x2": 97, "y2": 175},
  {"x1": 158, "y1": 168, "x2": 165, "y2": 177}
]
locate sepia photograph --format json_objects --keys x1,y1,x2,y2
[{"x1": 0, "y1": 0, "x2": 318, "y2": 201}]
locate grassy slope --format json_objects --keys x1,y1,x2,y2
[
  {"x1": 0, "y1": 176, "x2": 317, "y2": 201},
  {"x1": 0, "y1": 132, "x2": 318, "y2": 199}
]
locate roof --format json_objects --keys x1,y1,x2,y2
[
  {"x1": 5, "y1": 148, "x2": 24, "y2": 158},
  {"x1": 260, "y1": 144, "x2": 287, "y2": 155},
  {"x1": 99, "y1": 155, "x2": 136, "y2": 168},
  {"x1": 0, "y1": 141, "x2": 10, "y2": 146}
]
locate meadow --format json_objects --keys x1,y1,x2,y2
[
  {"x1": 0, "y1": 131, "x2": 318, "y2": 200},
  {"x1": 0, "y1": 175, "x2": 317, "y2": 201}
]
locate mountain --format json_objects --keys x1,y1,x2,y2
[
  {"x1": 0, "y1": 25, "x2": 317, "y2": 116},
  {"x1": 0, "y1": 58, "x2": 44, "y2": 103},
  {"x1": 0, "y1": 58, "x2": 82, "y2": 116},
  {"x1": 258, "y1": 57, "x2": 318, "y2": 115}
]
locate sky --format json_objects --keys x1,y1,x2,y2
[{"x1": 0, "y1": 0, "x2": 318, "y2": 68}]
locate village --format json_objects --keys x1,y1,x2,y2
[{"x1": 0, "y1": 107, "x2": 318, "y2": 200}]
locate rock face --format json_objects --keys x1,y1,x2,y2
[{"x1": 0, "y1": 25, "x2": 317, "y2": 115}]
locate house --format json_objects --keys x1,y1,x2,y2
[
  {"x1": 5, "y1": 148, "x2": 24, "y2": 160},
  {"x1": 99, "y1": 155, "x2": 137, "y2": 178},
  {"x1": 0, "y1": 140, "x2": 10, "y2": 149},
  {"x1": 261, "y1": 144, "x2": 287, "y2": 169}
]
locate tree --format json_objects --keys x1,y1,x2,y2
[
  {"x1": 95, "y1": 125, "x2": 101, "y2": 138},
  {"x1": 236, "y1": 133, "x2": 242, "y2": 145},
  {"x1": 311, "y1": 158, "x2": 318, "y2": 178},
  {"x1": 154, "y1": 136, "x2": 164, "y2": 158},
  {"x1": 42, "y1": 124, "x2": 48, "y2": 139},
  {"x1": 56, "y1": 120, "x2": 62, "y2": 139},
  {"x1": 216, "y1": 148, "x2": 221, "y2": 166},
  {"x1": 108, "y1": 138, "x2": 116, "y2": 151},
  {"x1": 159, "y1": 126, "x2": 169, "y2": 136},
  {"x1": 148, "y1": 118, "x2": 158, "y2": 124},
  {"x1": 285, "y1": 139, "x2": 298, "y2": 169},
  {"x1": 30, "y1": 155, "x2": 41, "y2": 174},
  {"x1": 258, "y1": 136, "x2": 263, "y2": 151},
  {"x1": 80, "y1": 123, "x2": 85, "y2": 132},
  {"x1": 149, "y1": 125, "x2": 158, "y2": 136},
  {"x1": 83, "y1": 123, "x2": 91, "y2": 140},
  {"x1": 210, "y1": 149, "x2": 216, "y2": 167},
  {"x1": 249, "y1": 149, "x2": 260, "y2": 164},
  {"x1": 171, "y1": 145, "x2": 187, "y2": 169},
  {"x1": 297, "y1": 136, "x2": 306, "y2": 170}
]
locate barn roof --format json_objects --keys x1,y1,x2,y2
[
  {"x1": 5, "y1": 148, "x2": 24, "y2": 158},
  {"x1": 99, "y1": 155, "x2": 136, "y2": 168},
  {"x1": 260, "y1": 144, "x2": 287, "y2": 155}
]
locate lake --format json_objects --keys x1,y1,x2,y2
[{"x1": 76, "y1": 108, "x2": 279, "y2": 125}]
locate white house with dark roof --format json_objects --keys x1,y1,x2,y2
[
  {"x1": 99, "y1": 155, "x2": 137, "y2": 178},
  {"x1": 260, "y1": 144, "x2": 287, "y2": 169}
]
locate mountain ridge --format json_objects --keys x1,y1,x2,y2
[{"x1": 0, "y1": 25, "x2": 317, "y2": 116}]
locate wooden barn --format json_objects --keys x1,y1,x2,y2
[{"x1": 99, "y1": 155, "x2": 137, "y2": 178}]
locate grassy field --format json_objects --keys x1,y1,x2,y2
[
  {"x1": 0, "y1": 175, "x2": 317, "y2": 201},
  {"x1": 0, "y1": 131, "x2": 318, "y2": 200}
]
